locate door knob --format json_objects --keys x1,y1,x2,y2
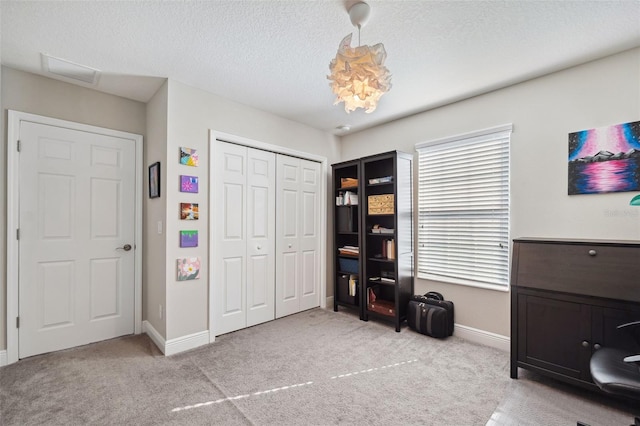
[
  {"x1": 581, "y1": 340, "x2": 589, "y2": 348},
  {"x1": 593, "y1": 343, "x2": 601, "y2": 350},
  {"x1": 588, "y1": 249, "x2": 597, "y2": 256},
  {"x1": 117, "y1": 244, "x2": 132, "y2": 251}
]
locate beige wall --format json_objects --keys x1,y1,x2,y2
[
  {"x1": 0, "y1": 67, "x2": 147, "y2": 351},
  {"x1": 144, "y1": 81, "x2": 168, "y2": 337},
  {"x1": 163, "y1": 79, "x2": 341, "y2": 340},
  {"x1": 341, "y1": 47, "x2": 640, "y2": 337}
]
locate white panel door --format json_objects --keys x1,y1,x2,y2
[
  {"x1": 275, "y1": 155, "x2": 320, "y2": 318},
  {"x1": 246, "y1": 148, "x2": 276, "y2": 327},
  {"x1": 19, "y1": 121, "x2": 136, "y2": 359},
  {"x1": 276, "y1": 155, "x2": 301, "y2": 318},
  {"x1": 213, "y1": 142, "x2": 276, "y2": 335},
  {"x1": 213, "y1": 142, "x2": 248, "y2": 335},
  {"x1": 299, "y1": 159, "x2": 321, "y2": 311}
]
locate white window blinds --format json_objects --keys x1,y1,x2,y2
[{"x1": 415, "y1": 124, "x2": 512, "y2": 289}]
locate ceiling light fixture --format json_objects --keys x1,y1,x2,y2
[{"x1": 328, "y1": 2, "x2": 391, "y2": 114}]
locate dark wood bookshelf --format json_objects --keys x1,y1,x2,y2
[{"x1": 332, "y1": 151, "x2": 414, "y2": 331}]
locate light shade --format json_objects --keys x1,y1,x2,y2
[{"x1": 328, "y1": 34, "x2": 392, "y2": 113}]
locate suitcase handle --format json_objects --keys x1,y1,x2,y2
[{"x1": 425, "y1": 291, "x2": 444, "y2": 301}]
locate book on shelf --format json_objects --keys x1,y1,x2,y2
[
  {"x1": 371, "y1": 224, "x2": 394, "y2": 234},
  {"x1": 386, "y1": 239, "x2": 395, "y2": 260},
  {"x1": 338, "y1": 245, "x2": 359, "y2": 256},
  {"x1": 368, "y1": 176, "x2": 393, "y2": 185},
  {"x1": 378, "y1": 239, "x2": 395, "y2": 260},
  {"x1": 370, "y1": 277, "x2": 395, "y2": 283}
]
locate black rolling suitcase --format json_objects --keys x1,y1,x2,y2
[{"x1": 407, "y1": 291, "x2": 454, "y2": 338}]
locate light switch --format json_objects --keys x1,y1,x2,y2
[{"x1": 157, "y1": 220, "x2": 163, "y2": 234}]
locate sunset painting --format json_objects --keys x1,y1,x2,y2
[{"x1": 568, "y1": 120, "x2": 640, "y2": 195}]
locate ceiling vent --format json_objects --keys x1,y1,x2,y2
[{"x1": 41, "y1": 53, "x2": 100, "y2": 85}]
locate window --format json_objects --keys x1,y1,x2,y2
[{"x1": 415, "y1": 124, "x2": 512, "y2": 290}]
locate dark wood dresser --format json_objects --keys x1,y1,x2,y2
[{"x1": 510, "y1": 238, "x2": 640, "y2": 390}]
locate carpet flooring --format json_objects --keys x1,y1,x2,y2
[{"x1": 0, "y1": 308, "x2": 636, "y2": 425}]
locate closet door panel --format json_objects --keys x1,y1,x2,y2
[
  {"x1": 276, "y1": 156, "x2": 321, "y2": 316},
  {"x1": 213, "y1": 141, "x2": 248, "y2": 335},
  {"x1": 299, "y1": 160, "x2": 321, "y2": 310},
  {"x1": 282, "y1": 190, "x2": 299, "y2": 237},
  {"x1": 223, "y1": 184, "x2": 244, "y2": 239},
  {"x1": 246, "y1": 148, "x2": 275, "y2": 327},
  {"x1": 247, "y1": 254, "x2": 268, "y2": 312},
  {"x1": 276, "y1": 155, "x2": 301, "y2": 318},
  {"x1": 301, "y1": 250, "x2": 316, "y2": 296},
  {"x1": 222, "y1": 257, "x2": 244, "y2": 314},
  {"x1": 282, "y1": 252, "x2": 298, "y2": 300}
]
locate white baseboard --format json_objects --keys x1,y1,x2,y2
[
  {"x1": 143, "y1": 320, "x2": 210, "y2": 356},
  {"x1": 142, "y1": 320, "x2": 166, "y2": 354},
  {"x1": 165, "y1": 330, "x2": 210, "y2": 356},
  {"x1": 454, "y1": 323, "x2": 510, "y2": 352},
  {"x1": 0, "y1": 350, "x2": 7, "y2": 367}
]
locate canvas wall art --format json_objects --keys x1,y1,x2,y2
[
  {"x1": 568, "y1": 120, "x2": 640, "y2": 195},
  {"x1": 180, "y1": 230, "x2": 198, "y2": 247},
  {"x1": 180, "y1": 147, "x2": 199, "y2": 167},
  {"x1": 177, "y1": 257, "x2": 200, "y2": 281},
  {"x1": 180, "y1": 203, "x2": 199, "y2": 220},
  {"x1": 180, "y1": 175, "x2": 199, "y2": 193},
  {"x1": 148, "y1": 162, "x2": 160, "y2": 198}
]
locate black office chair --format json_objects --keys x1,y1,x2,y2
[{"x1": 590, "y1": 321, "x2": 640, "y2": 426}]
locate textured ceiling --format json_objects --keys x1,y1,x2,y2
[{"x1": 2, "y1": 1, "x2": 639, "y2": 134}]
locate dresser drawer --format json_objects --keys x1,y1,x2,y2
[{"x1": 513, "y1": 241, "x2": 640, "y2": 302}]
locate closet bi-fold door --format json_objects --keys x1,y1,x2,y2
[
  {"x1": 276, "y1": 155, "x2": 321, "y2": 318},
  {"x1": 213, "y1": 141, "x2": 275, "y2": 335}
]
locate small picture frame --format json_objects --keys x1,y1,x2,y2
[
  {"x1": 180, "y1": 203, "x2": 199, "y2": 220},
  {"x1": 177, "y1": 257, "x2": 201, "y2": 281},
  {"x1": 180, "y1": 230, "x2": 198, "y2": 247},
  {"x1": 149, "y1": 162, "x2": 161, "y2": 198},
  {"x1": 180, "y1": 147, "x2": 199, "y2": 167},
  {"x1": 180, "y1": 175, "x2": 199, "y2": 193}
]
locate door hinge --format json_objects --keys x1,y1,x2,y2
[
  {"x1": 17, "y1": 140, "x2": 21, "y2": 152},
  {"x1": 16, "y1": 317, "x2": 19, "y2": 328},
  {"x1": 16, "y1": 229, "x2": 20, "y2": 240}
]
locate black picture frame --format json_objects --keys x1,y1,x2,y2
[{"x1": 149, "y1": 162, "x2": 161, "y2": 198}]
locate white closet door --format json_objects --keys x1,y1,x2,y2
[
  {"x1": 213, "y1": 141, "x2": 276, "y2": 335},
  {"x1": 213, "y1": 142, "x2": 248, "y2": 335},
  {"x1": 298, "y1": 159, "x2": 321, "y2": 311},
  {"x1": 275, "y1": 155, "x2": 320, "y2": 318},
  {"x1": 246, "y1": 148, "x2": 276, "y2": 327}
]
